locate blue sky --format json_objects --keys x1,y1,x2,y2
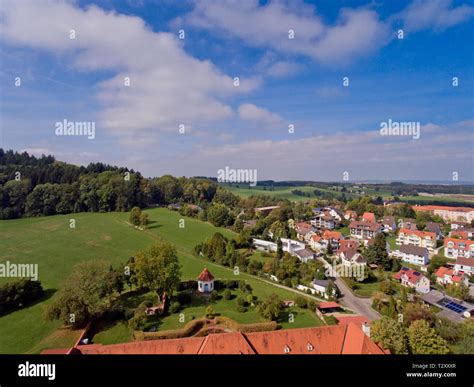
[{"x1": 0, "y1": 0, "x2": 473, "y2": 182}]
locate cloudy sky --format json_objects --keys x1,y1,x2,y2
[{"x1": 1, "y1": 0, "x2": 473, "y2": 182}]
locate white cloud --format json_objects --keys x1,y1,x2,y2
[
  {"x1": 399, "y1": 0, "x2": 474, "y2": 32},
  {"x1": 175, "y1": 0, "x2": 391, "y2": 65},
  {"x1": 0, "y1": 0, "x2": 260, "y2": 141},
  {"x1": 238, "y1": 103, "x2": 284, "y2": 127}
]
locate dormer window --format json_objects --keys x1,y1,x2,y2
[
  {"x1": 283, "y1": 345, "x2": 291, "y2": 353},
  {"x1": 307, "y1": 343, "x2": 314, "y2": 352}
]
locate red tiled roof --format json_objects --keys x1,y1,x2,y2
[
  {"x1": 197, "y1": 268, "x2": 214, "y2": 282},
  {"x1": 318, "y1": 301, "x2": 340, "y2": 309},
  {"x1": 455, "y1": 257, "x2": 474, "y2": 267},
  {"x1": 335, "y1": 315, "x2": 369, "y2": 327},
  {"x1": 434, "y1": 267, "x2": 454, "y2": 278},
  {"x1": 398, "y1": 228, "x2": 436, "y2": 241},
  {"x1": 362, "y1": 212, "x2": 376, "y2": 223},
  {"x1": 392, "y1": 268, "x2": 426, "y2": 285},
  {"x1": 444, "y1": 237, "x2": 474, "y2": 251},
  {"x1": 43, "y1": 324, "x2": 385, "y2": 355},
  {"x1": 322, "y1": 230, "x2": 343, "y2": 241}
]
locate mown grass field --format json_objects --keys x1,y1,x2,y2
[
  {"x1": 0, "y1": 208, "x2": 323, "y2": 353},
  {"x1": 224, "y1": 184, "x2": 357, "y2": 201}
]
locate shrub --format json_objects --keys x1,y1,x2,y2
[
  {"x1": 169, "y1": 302, "x2": 181, "y2": 314},
  {"x1": 209, "y1": 291, "x2": 220, "y2": 302},
  {"x1": 236, "y1": 296, "x2": 247, "y2": 307},
  {"x1": 295, "y1": 296, "x2": 308, "y2": 309},
  {"x1": 237, "y1": 305, "x2": 247, "y2": 313},
  {"x1": 0, "y1": 279, "x2": 44, "y2": 316},
  {"x1": 223, "y1": 289, "x2": 232, "y2": 300}
]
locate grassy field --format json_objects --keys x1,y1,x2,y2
[
  {"x1": 0, "y1": 208, "x2": 324, "y2": 353},
  {"x1": 224, "y1": 184, "x2": 357, "y2": 201}
]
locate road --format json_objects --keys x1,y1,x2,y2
[{"x1": 316, "y1": 255, "x2": 381, "y2": 321}]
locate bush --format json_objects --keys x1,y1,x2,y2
[
  {"x1": 236, "y1": 296, "x2": 247, "y2": 307},
  {"x1": 295, "y1": 296, "x2": 308, "y2": 309},
  {"x1": 169, "y1": 301, "x2": 181, "y2": 314},
  {"x1": 223, "y1": 289, "x2": 232, "y2": 300},
  {"x1": 176, "y1": 292, "x2": 192, "y2": 305},
  {"x1": 0, "y1": 279, "x2": 44, "y2": 316},
  {"x1": 209, "y1": 291, "x2": 220, "y2": 302},
  {"x1": 237, "y1": 305, "x2": 247, "y2": 313}
]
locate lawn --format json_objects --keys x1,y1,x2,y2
[
  {"x1": 224, "y1": 184, "x2": 357, "y2": 201},
  {"x1": 0, "y1": 208, "x2": 324, "y2": 353}
]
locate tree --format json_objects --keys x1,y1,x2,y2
[
  {"x1": 207, "y1": 203, "x2": 231, "y2": 227},
  {"x1": 403, "y1": 302, "x2": 434, "y2": 326},
  {"x1": 371, "y1": 317, "x2": 409, "y2": 354},
  {"x1": 258, "y1": 293, "x2": 281, "y2": 321},
  {"x1": 408, "y1": 319, "x2": 449, "y2": 354},
  {"x1": 129, "y1": 206, "x2": 141, "y2": 226},
  {"x1": 205, "y1": 305, "x2": 214, "y2": 318},
  {"x1": 46, "y1": 261, "x2": 122, "y2": 327},
  {"x1": 365, "y1": 233, "x2": 391, "y2": 270},
  {"x1": 428, "y1": 255, "x2": 448, "y2": 275},
  {"x1": 446, "y1": 283, "x2": 469, "y2": 300},
  {"x1": 276, "y1": 238, "x2": 283, "y2": 259},
  {"x1": 133, "y1": 241, "x2": 182, "y2": 298},
  {"x1": 139, "y1": 212, "x2": 149, "y2": 228}
]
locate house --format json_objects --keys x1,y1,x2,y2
[
  {"x1": 450, "y1": 228, "x2": 474, "y2": 240},
  {"x1": 425, "y1": 222, "x2": 443, "y2": 240},
  {"x1": 311, "y1": 211, "x2": 336, "y2": 230},
  {"x1": 393, "y1": 245, "x2": 429, "y2": 266},
  {"x1": 344, "y1": 210, "x2": 357, "y2": 221},
  {"x1": 362, "y1": 212, "x2": 376, "y2": 223},
  {"x1": 321, "y1": 230, "x2": 343, "y2": 249},
  {"x1": 294, "y1": 248, "x2": 315, "y2": 263},
  {"x1": 197, "y1": 268, "x2": 215, "y2": 293},
  {"x1": 381, "y1": 216, "x2": 396, "y2": 232},
  {"x1": 312, "y1": 280, "x2": 338, "y2": 299},
  {"x1": 340, "y1": 250, "x2": 367, "y2": 266},
  {"x1": 396, "y1": 228, "x2": 436, "y2": 252},
  {"x1": 52, "y1": 324, "x2": 386, "y2": 355},
  {"x1": 399, "y1": 218, "x2": 417, "y2": 230},
  {"x1": 349, "y1": 221, "x2": 382, "y2": 240},
  {"x1": 253, "y1": 238, "x2": 306, "y2": 257},
  {"x1": 450, "y1": 221, "x2": 469, "y2": 230},
  {"x1": 309, "y1": 234, "x2": 327, "y2": 251},
  {"x1": 294, "y1": 222, "x2": 314, "y2": 241},
  {"x1": 324, "y1": 207, "x2": 343, "y2": 222},
  {"x1": 316, "y1": 301, "x2": 343, "y2": 316},
  {"x1": 434, "y1": 267, "x2": 469, "y2": 286},
  {"x1": 392, "y1": 267, "x2": 430, "y2": 294},
  {"x1": 454, "y1": 257, "x2": 474, "y2": 276},
  {"x1": 413, "y1": 205, "x2": 474, "y2": 223},
  {"x1": 336, "y1": 239, "x2": 360, "y2": 256},
  {"x1": 444, "y1": 237, "x2": 474, "y2": 259}
]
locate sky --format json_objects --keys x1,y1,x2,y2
[{"x1": 0, "y1": 0, "x2": 473, "y2": 182}]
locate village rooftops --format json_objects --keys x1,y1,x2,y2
[
  {"x1": 349, "y1": 221, "x2": 381, "y2": 232},
  {"x1": 392, "y1": 267, "x2": 426, "y2": 285}
]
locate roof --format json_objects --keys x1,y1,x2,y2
[
  {"x1": 335, "y1": 315, "x2": 369, "y2": 327},
  {"x1": 295, "y1": 249, "x2": 314, "y2": 259},
  {"x1": 444, "y1": 237, "x2": 474, "y2": 251},
  {"x1": 197, "y1": 268, "x2": 214, "y2": 282},
  {"x1": 337, "y1": 240, "x2": 360, "y2": 255},
  {"x1": 399, "y1": 245, "x2": 428, "y2": 257},
  {"x1": 425, "y1": 222, "x2": 442, "y2": 233},
  {"x1": 349, "y1": 221, "x2": 381, "y2": 232},
  {"x1": 382, "y1": 216, "x2": 395, "y2": 224},
  {"x1": 392, "y1": 267, "x2": 427, "y2": 285},
  {"x1": 313, "y1": 279, "x2": 330, "y2": 288},
  {"x1": 455, "y1": 257, "x2": 474, "y2": 267},
  {"x1": 412, "y1": 205, "x2": 474, "y2": 213},
  {"x1": 398, "y1": 228, "x2": 436, "y2": 241},
  {"x1": 322, "y1": 230, "x2": 343, "y2": 241},
  {"x1": 52, "y1": 325, "x2": 385, "y2": 355},
  {"x1": 318, "y1": 301, "x2": 340, "y2": 309},
  {"x1": 434, "y1": 266, "x2": 454, "y2": 278},
  {"x1": 362, "y1": 212, "x2": 376, "y2": 222}
]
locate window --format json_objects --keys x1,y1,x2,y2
[
  {"x1": 307, "y1": 343, "x2": 314, "y2": 352},
  {"x1": 283, "y1": 345, "x2": 291, "y2": 354}
]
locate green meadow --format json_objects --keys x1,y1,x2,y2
[{"x1": 0, "y1": 208, "x2": 323, "y2": 354}]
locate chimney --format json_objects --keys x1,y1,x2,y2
[{"x1": 362, "y1": 322, "x2": 370, "y2": 337}]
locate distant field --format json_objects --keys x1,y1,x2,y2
[
  {"x1": 400, "y1": 195, "x2": 474, "y2": 205},
  {"x1": 0, "y1": 208, "x2": 323, "y2": 354},
  {"x1": 224, "y1": 184, "x2": 357, "y2": 201}
]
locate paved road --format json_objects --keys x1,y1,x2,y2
[
  {"x1": 334, "y1": 277, "x2": 381, "y2": 321},
  {"x1": 316, "y1": 255, "x2": 381, "y2": 321}
]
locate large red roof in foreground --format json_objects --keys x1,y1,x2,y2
[{"x1": 44, "y1": 324, "x2": 385, "y2": 355}]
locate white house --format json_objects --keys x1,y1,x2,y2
[
  {"x1": 393, "y1": 245, "x2": 429, "y2": 266},
  {"x1": 340, "y1": 250, "x2": 367, "y2": 267},
  {"x1": 396, "y1": 228, "x2": 436, "y2": 252},
  {"x1": 381, "y1": 216, "x2": 397, "y2": 232},
  {"x1": 454, "y1": 257, "x2": 474, "y2": 276},
  {"x1": 392, "y1": 267, "x2": 430, "y2": 294},
  {"x1": 434, "y1": 267, "x2": 469, "y2": 286},
  {"x1": 444, "y1": 238, "x2": 474, "y2": 259},
  {"x1": 197, "y1": 268, "x2": 215, "y2": 293},
  {"x1": 312, "y1": 279, "x2": 337, "y2": 299}
]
